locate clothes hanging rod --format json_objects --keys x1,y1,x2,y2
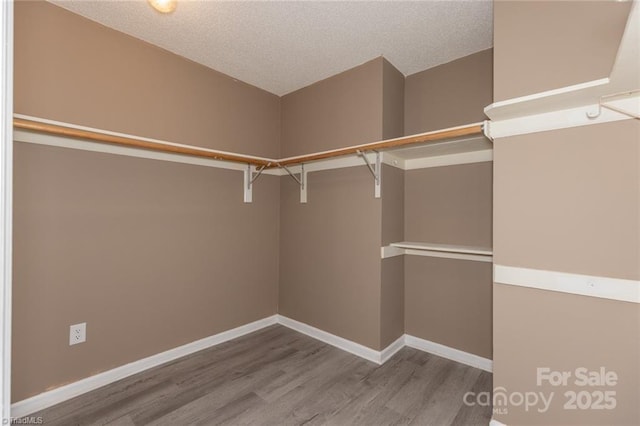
[
  {"x1": 272, "y1": 123, "x2": 484, "y2": 168},
  {"x1": 13, "y1": 117, "x2": 484, "y2": 170},
  {"x1": 13, "y1": 117, "x2": 274, "y2": 167}
]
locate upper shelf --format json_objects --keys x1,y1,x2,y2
[
  {"x1": 13, "y1": 116, "x2": 274, "y2": 167},
  {"x1": 14, "y1": 116, "x2": 486, "y2": 170},
  {"x1": 390, "y1": 241, "x2": 493, "y2": 256},
  {"x1": 388, "y1": 134, "x2": 491, "y2": 161},
  {"x1": 484, "y1": 0, "x2": 639, "y2": 122},
  {"x1": 274, "y1": 123, "x2": 484, "y2": 167}
]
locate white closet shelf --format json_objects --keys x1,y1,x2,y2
[
  {"x1": 483, "y1": 0, "x2": 639, "y2": 124},
  {"x1": 14, "y1": 115, "x2": 492, "y2": 204},
  {"x1": 390, "y1": 242, "x2": 493, "y2": 256},
  {"x1": 14, "y1": 115, "x2": 487, "y2": 168}
]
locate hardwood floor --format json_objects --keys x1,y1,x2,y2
[{"x1": 32, "y1": 325, "x2": 492, "y2": 425}]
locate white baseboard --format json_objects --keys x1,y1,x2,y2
[
  {"x1": 11, "y1": 315, "x2": 278, "y2": 418},
  {"x1": 276, "y1": 315, "x2": 386, "y2": 364},
  {"x1": 12, "y1": 314, "x2": 493, "y2": 418},
  {"x1": 277, "y1": 315, "x2": 492, "y2": 373},
  {"x1": 405, "y1": 334, "x2": 493, "y2": 372},
  {"x1": 380, "y1": 335, "x2": 406, "y2": 364},
  {"x1": 490, "y1": 418, "x2": 508, "y2": 426}
]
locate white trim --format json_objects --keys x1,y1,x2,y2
[
  {"x1": 405, "y1": 335, "x2": 493, "y2": 372},
  {"x1": 490, "y1": 419, "x2": 508, "y2": 426},
  {"x1": 276, "y1": 316, "x2": 493, "y2": 372},
  {"x1": 484, "y1": 101, "x2": 634, "y2": 140},
  {"x1": 494, "y1": 265, "x2": 640, "y2": 304},
  {"x1": 404, "y1": 149, "x2": 492, "y2": 170},
  {"x1": 11, "y1": 315, "x2": 278, "y2": 418},
  {"x1": 0, "y1": 0, "x2": 12, "y2": 421},
  {"x1": 380, "y1": 335, "x2": 406, "y2": 364},
  {"x1": 276, "y1": 315, "x2": 383, "y2": 364}
]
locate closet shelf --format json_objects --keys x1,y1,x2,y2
[
  {"x1": 483, "y1": 0, "x2": 639, "y2": 124},
  {"x1": 14, "y1": 116, "x2": 486, "y2": 169},
  {"x1": 273, "y1": 123, "x2": 484, "y2": 168},
  {"x1": 390, "y1": 242, "x2": 492, "y2": 256},
  {"x1": 13, "y1": 117, "x2": 275, "y2": 167},
  {"x1": 14, "y1": 116, "x2": 489, "y2": 204}
]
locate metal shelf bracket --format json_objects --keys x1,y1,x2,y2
[
  {"x1": 357, "y1": 150, "x2": 381, "y2": 198},
  {"x1": 281, "y1": 163, "x2": 307, "y2": 203},
  {"x1": 243, "y1": 163, "x2": 270, "y2": 203},
  {"x1": 586, "y1": 89, "x2": 640, "y2": 120}
]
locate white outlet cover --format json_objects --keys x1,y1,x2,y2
[{"x1": 69, "y1": 322, "x2": 86, "y2": 346}]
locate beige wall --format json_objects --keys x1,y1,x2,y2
[
  {"x1": 380, "y1": 257, "x2": 404, "y2": 348},
  {"x1": 403, "y1": 162, "x2": 493, "y2": 359},
  {"x1": 279, "y1": 58, "x2": 408, "y2": 351},
  {"x1": 494, "y1": 121, "x2": 639, "y2": 280},
  {"x1": 382, "y1": 59, "x2": 405, "y2": 140},
  {"x1": 406, "y1": 257, "x2": 492, "y2": 359},
  {"x1": 380, "y1": 164, "x2": 405, "y2": 347},
  {"x1": 382, "y1": 164, "x2": 404, "y2": 247},
  {"x1": 492, "y1": 2, "x2": 638, "y2": 423},
  {"x1": 12, "y1": 1, "x2": 282, "y2": 401},
  {"x1": 494, "y1": 284, "x2": 639, "y2": 425},
  {"x1": 402, "y1": 52, "x2": 494, "y2": 360},
  {"x1": 404, "y1": 49, "x2": 493, "y2": 135},
  {"x1": 492, "y1": 120, "x2": 640, "y2": 425},
  {"x1": 278, "y1": 167, "x2": 382, "y2": 349},
  {"x1": 14, "y1": 1, "x2": 281, "y2": 158},
  {"x1": 12, "y1": 143, "x2": 280, "y2": 401},
  {"x1": 279, "y1": 50, "x2": 493, "y2": 352},
  {"x1": 493, "y1": 1, "x2": 631, "y2": 102},
  {"x1": 280, "y1": 58, "x2": 384, "y2": 157},
  {"x1": 405, "y1": 162, "x2": 493, "y2": 248}
]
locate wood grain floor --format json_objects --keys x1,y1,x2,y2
[{"x1": 32, "y1": 325, "x2": 492, "y2": 425}]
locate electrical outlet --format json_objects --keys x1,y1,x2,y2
[{"x1": 69, "y1": 322, "x2": 86, "y2": 345}]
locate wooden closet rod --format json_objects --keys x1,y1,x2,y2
[
  {"x1": 14, "y1": 118, "x2": 483, "y2": 169},
  {"x1": 13, "y1": 118, "x2": 273, "y2": 167},
  {"x1": 274, "y1": 123, "x2": 484, "y2": 167}
]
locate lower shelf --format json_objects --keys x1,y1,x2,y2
[{"x1": 382, "y1": 241, "x2": 493, "y2": 262}]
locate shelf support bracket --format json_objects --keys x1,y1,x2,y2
[
  {"x1": 244, "y1": 163, "x2": 271, "y2": 203},
  {"x1": 281, "y1": 164, "x2": 307, "y2": 203},
  {"x1": 586, "y1": 89, "x2": 640, "y2": 120},
  {"x1": 357, "y1": 150, "x2": 381, "y2": 198}
]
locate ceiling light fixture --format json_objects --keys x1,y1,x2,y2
[{"x1": 148, "y1": 0, "x2": 177, "y2": 14}]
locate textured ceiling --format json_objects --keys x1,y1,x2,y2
[{"x1": 49, "y1": 0, "x2": 493, "y2": 96}]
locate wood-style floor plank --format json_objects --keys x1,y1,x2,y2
[{"x1": 30, "y1": 325, "x2": 492, "y2": 425}]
